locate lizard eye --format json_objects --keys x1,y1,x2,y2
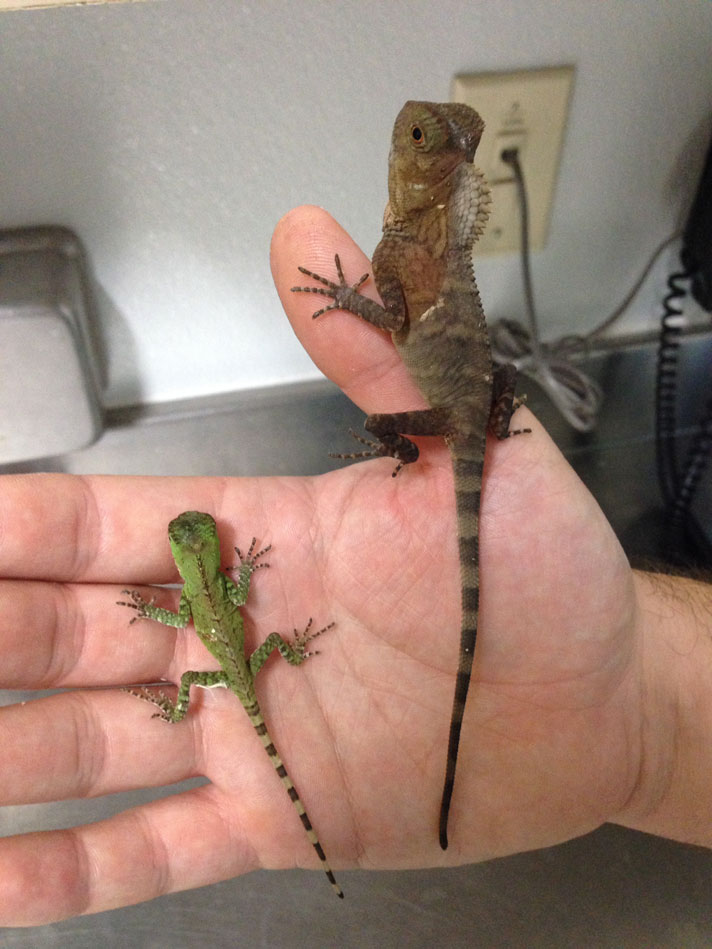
[{"x1": 410, "y1": 124, "x2": 426, "y2": 146}]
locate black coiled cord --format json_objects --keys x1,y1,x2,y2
[
  {"x1": 655, "y1": 268, "x2": 712, "y2": 561},
  {"x1": 670, "y1": 390, "x2": 712, "y2": 531},
  {"x1": 655, "y1": 269, "x2": 690, "y2": 505}
]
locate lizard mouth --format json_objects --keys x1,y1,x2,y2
[{"x1": 450, "y1": 126, "x2": 478, "y2": 163}]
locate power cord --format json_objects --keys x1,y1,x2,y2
[
  {"x1": 492, "y1": 141, "x2": 710, "y2": 563},
  {"x1": 490, "y1": 147, "x2": 680, "y2": 432}
]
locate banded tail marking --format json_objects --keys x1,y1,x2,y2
[
  {"x1": 248, "y1": 704, "x2": 344, "y2": 898},
  {"x1": 439, "y1": 447, "x2": 484, "y2": 850}
]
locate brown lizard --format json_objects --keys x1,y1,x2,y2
[{"x1": 292, "y1": 100, "x2": 529, "y2": 850}]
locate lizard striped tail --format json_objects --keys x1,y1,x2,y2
[
  {"x1": 247, "y1": 703, "x2": 344, "y2": 898},
  {"x1": 439, "y1": 443, "x2": 485, "y2": 850}
]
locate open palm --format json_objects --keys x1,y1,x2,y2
[{"x1": 0, "y1": 207, "x2": 641, "y2": 924}]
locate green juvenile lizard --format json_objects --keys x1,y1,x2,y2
[
  {"x1": 292, "y1": 101, "x2": 529, "y2": 849},
  {"x1": 119, "y1": 510, "x2": 343, "y2": 898}
]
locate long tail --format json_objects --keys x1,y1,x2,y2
[
  {"x1": 439, "y1": 442, "x2": 485, "y2": 850},
  {"x1": 248, "y1": 704, "x2": 344, "y2": 898}
]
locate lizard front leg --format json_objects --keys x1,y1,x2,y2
[
  {"x1": 117, "y1": 588, "x2": 191, "y2": 628},
  {"x1": 292, "y1": 253, "x2": 404, "y2": 332},
  {"x1": 248, "y1": 618, "x2": 335, "y2": 678},
  {"x1": 225, "y1": 536, "x2": 272, "y2": 607}
]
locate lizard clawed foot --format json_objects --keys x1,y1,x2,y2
[
  {"x1": 117, "y1": 589, "x2": 156, "y2": 624},
  {"x1": 231, "y1": 538, "x2": 272, "y2": 573},
  {"x1": 506, "y1": 394, "x2": 532, "y2": 437},
  {"x1": 328, "y1": 428, "x2": 384, "y2": 459},
  {"x1": 121, "y1": 686, "x2": 178, "y2": 722},
  {"x1": 292, "y1": 617, "x2": 336, "y2": 660},
  {"x1": 329, "y1": 429, "x2": 408, "y2": 477},
  {"x1": 291, "y1": 253, "x2": 370, "y2": 319}
]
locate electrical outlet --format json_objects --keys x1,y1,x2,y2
[{"x1": 451, "y1": 66, "x2": 574, "y2": 254}]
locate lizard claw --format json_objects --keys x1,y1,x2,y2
[
  {"x1": 121, "y1": 686, "x2": 177, "y2": 722},
  {"x1": 291, "y1": 254, "x2": 370, "y2": 319},
  {"x1": 117, "y1": 589, "x2": 155, "y2": 622},
  {"x1": 328, "y1": 428, "x2": 383, "y2": 459},
  {"x1": 329, "y1": 429, "x2": 408, "y2": 477},
  {"x1": 233, "y1": 538, "x2": 271, "y2": 572},
  {"x1": 293, "y1": 617, "x2": 336, "y2": 659}
]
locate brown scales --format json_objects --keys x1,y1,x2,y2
[{"x1": 293, "y1": 100, "x2": 529, "y2": 850}]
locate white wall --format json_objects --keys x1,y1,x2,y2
[{"x1": 2, "y1": 0, "x2": 711, "y2": 406}]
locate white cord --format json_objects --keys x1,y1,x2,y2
[{"x1": 491, "y1": 148, "x2": 679, "y2": 431}]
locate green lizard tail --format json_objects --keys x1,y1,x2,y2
[
  {"x1": 247, "y1": 703, "x2": 344, "y2": 898},
  {"x1": 439, "y1": 443, "x2": 485, "y2": 850}
]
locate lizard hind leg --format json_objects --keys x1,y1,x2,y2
[
  {"x1": 330, "y1": 406, "x2": 456, "y2": 477},
  {"x1": 289, "y1": 616, "x2": 335, "y2": 660},
  {"x1": 122, "y1": 686, "x2": 179, "y2": 722},
  {"x1": 248, "y1": 620, "x2": 335, "y2": 677},
  {"x1": 489, "y1": 363, "x2": 532, "y2": 440},
  {"x1": 123, "y1": 669, "x2": 230, "y2": 723},
  {"x1": 328, "y1": 428, "x2": 418, "y2": 477}
]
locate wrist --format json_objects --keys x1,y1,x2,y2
[{"x1": 613, "y1": 570, "x2": 712, "y2": 846}]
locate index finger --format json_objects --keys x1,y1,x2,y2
[
  {"x1": 271, "y1": 205, "x2": 427, "y2": 415},
  {"x1": 0, "y1": 473, "x2": 271, "y2": 582}
]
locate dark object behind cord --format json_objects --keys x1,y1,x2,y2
[
  {"x1": 682, "y1": 132, "x2": 712, "y2": 311},
  {"x1": 655, "y1": 131, "x2": 712, "y2": 565}
]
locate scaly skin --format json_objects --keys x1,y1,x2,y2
[
  {"x1": 118, "y1": 511, "x2": 343, "y2": 897},
  {"x1": 292, "y1": 101, "x2": 528, "y2": 849}
]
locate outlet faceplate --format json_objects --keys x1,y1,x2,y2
[{"x1": 452, "y1": 66, "x2": 574, "y2": 254}]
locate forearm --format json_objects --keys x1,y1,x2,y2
[{"x1": 614, "y1": 570, "x2": 712, "y2": 846}]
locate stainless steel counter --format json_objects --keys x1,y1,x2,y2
[{"x1": 2, "y1": 334, "x2": 711, "y2": 948}]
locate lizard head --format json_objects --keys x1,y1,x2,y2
[
  {"x1": 168, "y1": 510, "x2": 220, "y2": 560},
  {"x1": 388, "y1": 100, "x2": 485, "y2": 213}
]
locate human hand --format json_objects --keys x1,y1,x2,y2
[{"x1": 0, "y1": 207, "x2": 643, "y2": 924}]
